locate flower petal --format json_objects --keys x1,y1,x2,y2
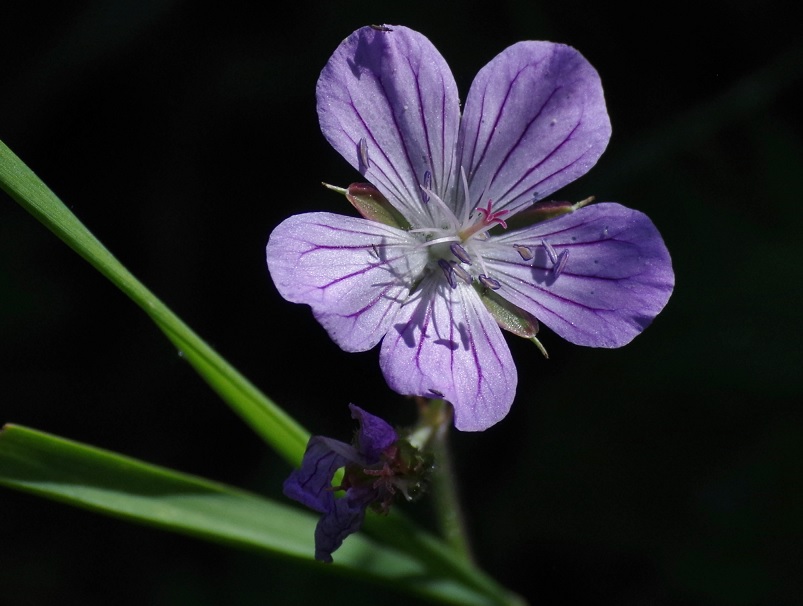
[
  {"x1": 487, "y1": 203, "x2": 674, "y2": 347},
  {"x1": 266, "y1": 212, "x2": 427, "y2": 352},
  {"x1": 458, "y1": 41, "x2": 611, "y2": 218},
  {"x1": 379, "y1": 277, "x2": 517, "y2": 431},
  {"x1": 314, "y1": 492, "x2": 368, "y2": 563},
  {"x1": 317, "y1": 25, "x2": 461, "y2": 225},
  {"x1": 283, "y1": 436, "x2": 356, "y2": 514},
  {"x1": 349, "y1": 403, "x2": 397, "y2": 462}
]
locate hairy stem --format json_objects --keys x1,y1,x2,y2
[{"x1": 417, "y1": 398, "x2": 475, "y2": 562}]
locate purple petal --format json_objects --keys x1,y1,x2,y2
[
  {"x1": 488, "y1": 203, "x2": 674, "y2": 347},
  {"x1": 283, "y1": 436, "x2": 358, "y2": 514},
  {"x1": 458, "y1": 42, "x2": 611, "y2": 217},
  {"x1": 316, "y1": 25, "x2": 461, "y2": 225},
  {"x1": 314, "y1": 491, "x2": 368, "y2": 563},
  {"x1": 266, "y1": 212, "x2": 427, "y2": 352},
  {"x1": 349, "y1": 404, "x2": 397, "y2": 462},
  {"x1": 379, "y1": 276, "x2": 517, "y2": 431}
]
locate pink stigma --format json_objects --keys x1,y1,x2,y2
[{"x1": 476, "y1": 200, "x2": 509, "y2": 228}]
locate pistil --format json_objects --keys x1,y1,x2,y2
[{"x1": 458, "y1": 200, "x2": 510, "y2": 241}]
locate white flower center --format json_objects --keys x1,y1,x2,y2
[{"x1": 409, "y1": 169, "x2": 508, "y2": 290}]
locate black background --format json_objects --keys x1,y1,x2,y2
[{"x1": 1, "y1": 1, "x2": 801, "y2": 605}]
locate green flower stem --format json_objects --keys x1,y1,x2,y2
[
  {"x1": 414, "y1": 399, "x2": 475, "y2": 562},
  {"x1": 0, "y1": 139, "x2": 309, "y2": 467}
]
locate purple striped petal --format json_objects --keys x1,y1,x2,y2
[
  {"x1": 283, "y1": 436, "x2": 356, "y2": 514},
  {"x1": 349, "y1": 403, "x2": 397, "y2": 462},
  {"x1": 266, "y1": 212, "x2": 427, "y2": 352},
  {"x1": 316, "y1": 25, "x2": 461, "y2": 225},
  {"x1": 379, "y1": 276, "x2": 517, "y2": 431},
  {"x1": 314, "y1": 493, "x2": 367, "y2": 563},
  {"x1": 458, "y1": 42, "x2": 611, "y2": 218},
  {"x1": 487, "y1": 203, "x2": 674, "y2": 347}
]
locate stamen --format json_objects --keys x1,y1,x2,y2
[
  {"x1": 513, "y1": 244, "x2": 534, "y2": 261},
  {"x1": 451, "y1": 262, "x2": 473, "y2": 285},
  {"x1": 450, "y1": 243, "x2": 472, "y2": 264},
  {"x1": 359, "y1": 138, "x2": 370, "y2": 169},
  {"x1": 478, "y1": 274, "x2": 501, "y2": 290},
  {"x1": 552, "y1": 249, "x2": 570, "y2": 277},
  {"x1": 422, "y1": 170, "x2": 432, "y2": 203},
  {"x1": 542, "y1": 240, "x2": 558, "y2": 265},
  {"x1": 428, "y1": 388, "x2": 445, "y2": 398},
  {"x1": 419, "y1": 186, "x2": 461, "y2": 231},
  {"x1": 417, "y1": 234, "x2": 460, "y2": 247},
  {"x1": 438, "y1": 259, "x2": 457, "y2": 289},
  {"x1": 460, "y1": 167, "x2": 472, "y2": 225}
]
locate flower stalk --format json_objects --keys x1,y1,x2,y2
[{"x1": 418, "y1": 398, "x2": 476, "y2": 562}]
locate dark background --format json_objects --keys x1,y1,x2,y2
[{"x1": 1, "y1": 1, "x2": 801, "y2": 605}]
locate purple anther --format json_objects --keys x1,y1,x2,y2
[
  {"x1": 450, "y1": 243, "x2": 472, "y2": 264},
  {"x1": 513, "y1": 244, "x2": 534, "y2": 261},
  {"x1": 438, "y1": 259, "x2": 457, "y2": 288},
  {"x1": 552, "y1": 249, "x2": 570, "y2": 278},
  {"x1": 428, "y1": 388, "x2": 445, "y2": 398},
  {"x1": 541, "y1": 239, "x2": 558, "y2": 265},
  {"x1": 451, "y1": 262, "x2": 473, "y2": 285},
  {"x1": 359, "y1": 137, "x2": 370, "y2": 169},
  {"x1": 422, "y1": 170, "x2": 432, "y2": 203},
  {"x1": 478, "y1": 274, "x2": 501, "y2": 290}
]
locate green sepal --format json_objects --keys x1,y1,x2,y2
[
  {"x1": 324, "y1": 182, "x2": 411, "y2": 230},
  {"x1": 505, "y1": 195, "x2": 596, "y2": 229},
  {"x1": 477, "y1": 287, "x2": 539, "y2": 338},
  {"x1": 393, "y1": 436, "x2": 434, "y2": 503},
  {"x1": 477, "y1": 287, "x2": 549, "y2": 358}
]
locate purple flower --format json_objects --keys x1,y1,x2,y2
[
  {"x1": 267, "y1": 25, "x2": 674, "y2": 431},
  {"x1": 284, "y1": 404, "x2": 428, "y2": 563}
]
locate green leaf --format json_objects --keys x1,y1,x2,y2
[
  {"x1": 0, "y1": 424, "x2": 522, "y2": 606},
  {"x1": 0, "y1": 138, "x2": 308, "y2": 467}
]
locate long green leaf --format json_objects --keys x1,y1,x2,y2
[
  {"x1": 0, "y1": 424, "x2": 518, "y2": 606},
  {"x1": 0, "y1": 138, "x2": 308, "y2": 467}
]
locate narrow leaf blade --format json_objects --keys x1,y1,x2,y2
[
  {"x1": 0, "y1": 138, "x2": 308, "y2": 466},
  {"x1": 0, "y1": 424, "x2": 517, "y2": 606}
]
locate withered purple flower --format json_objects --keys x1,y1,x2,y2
[
  {"x1": 266, "y1": 25, "x2": 674, "y2": 431},
  {"x1": 284, "y1": 404, "x2": 429, "y2": 563}
]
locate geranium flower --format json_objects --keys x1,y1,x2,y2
[
  {"x1": 266, "y1": 25, "x2": 674, "y2": 431},
  {"x1": 283, "y1": 404, "x2": 429, "y2": 563}
]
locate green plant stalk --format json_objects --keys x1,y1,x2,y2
[
  {"x1": 404, "y1": 398, "x2": 476, "y2": 565},
  {"x1": 419, "y1": 398, "x2": 475, "y2": 561},
  {"x1": 0, "y1": 139, "x2": 308, "y2": 467},
  {"x1": 431, "y1": 423, "x2": 475, "y2": 561}
]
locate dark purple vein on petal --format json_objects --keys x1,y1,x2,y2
[
  {"x1": 484, "y1": 83, "x2": 560, "y2": 191},
  {"x1": 493, "y1": 119, "x2": 586, "y2": 206},
  {"x1": 466, "y1": 62, "x2": 550, "y2": 192},
  {"x1": 342, "y1": 88, "x2": 411, "y2": 206}
]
